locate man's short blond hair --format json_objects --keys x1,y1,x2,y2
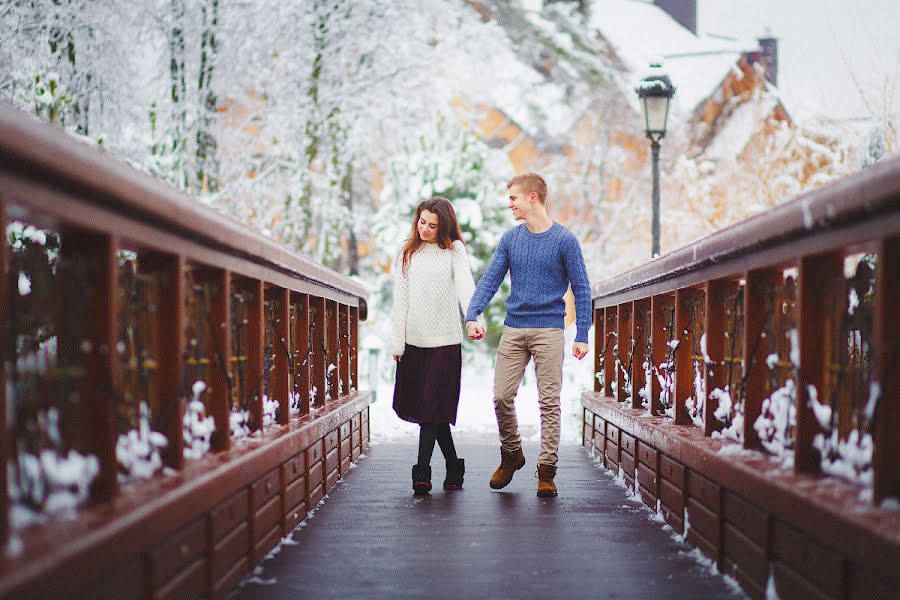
[{"x1": 507, "y1": 172, "x2": 548, "y2": 205}]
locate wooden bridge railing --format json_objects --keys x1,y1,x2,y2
[
  {"x1": 0, "y1": 101, "x2": 371, "y2": 599},
  {"x1": 582, "y1": 155, "x2": 899, "y2": 599}
]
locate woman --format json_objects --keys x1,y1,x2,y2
[{"x1": 389, "y1": 196, "x2": 482, "y2": 495}]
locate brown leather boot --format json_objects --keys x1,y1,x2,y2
[
  {"x1": 537, "y1": 463, "x2": 558, "y2": 497},
  {"x1": 489, "y1": 447, "x2": 526, "y2": 489}
]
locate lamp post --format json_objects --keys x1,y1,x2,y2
[{"x1": 636, "y1": 64, "x2": 676, "y2": 257}]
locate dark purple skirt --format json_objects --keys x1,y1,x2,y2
[{"x1": 392, "y1": 343, "x2": 462, "y2": 425}]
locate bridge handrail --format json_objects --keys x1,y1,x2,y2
[
  {"x1": 589, "y1": 154, "x2": 898, "y2": 501},
  {"x1": 0, "y1": 100, "x2": 371, "y2": 599},
  {"x1": 584, "y1": 156, "x2": 899, "y2": 598},
  {"x1": 0, "y1": 101, "x2": 365, "y2": 303},
  {"x1": 593, "y1": 156, "x2": 899, "y2": 304}
]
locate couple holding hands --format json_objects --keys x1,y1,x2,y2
[{"x1": 389, "y1": 173, "x2": 592, "y2": 498}]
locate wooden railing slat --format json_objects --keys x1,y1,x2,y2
[
  {"x1": 326, "y1": 300, "x2": 339, "y2": 400},
  {"x1": 616, "y1": 303, "x2": 631, "y2": 403},
  {"x1": 62, "y1": 231, "x2": 119, "y2": 501},
  {"x1": 244, "y1": 279, "x2": 264, "y2": 432},
  {"x1": 704, "y1": 280, "x2": 727, "y2": 436},
  {"x1": 208, "y1": 269, "x2": 231, "y2": 452},
  {"x1": 310, "y1": 296, "x2": 326, "y2": 406},
  {"x1": 631, "y1": 300, "x2": 649, "y2": 410},
  {"x1": 743, "y1": 269, "x2": 777, "y2": 449},
  {"x1": 275, "y1": 287, "x2": 290, "y2": 426},
  {"x1": 796, "y1": 254, "x2": 842, "y2": 474},
  {"x1": 650, "y1": 295, "x2": 672, "y2": 416},
  {"x1": 339, "y1": 304, "x2": 350, "y2": 396},
  {"x1": 0, "y1": 202, "x2": 8, "y2": 544},
  {"x1": 593, "y1": 307, "x2": 602, "y2": 394},
  {"x1": 873, "y1": 236, "x2": 900, "y2": 502},
  {"x1": 294, "y1": 293, "x2": 311, "y2": 415},
  {"x1": 140, "y1": 254, "x2": 186, "y2": 469},
  {"x1": 603, "y1": 307, "x2": 616, "y2": 398},
  {"x1": 349, "y1": 306, "x2": 359, "y2": 392},
  {"x1": 674, "y1": 288, "x2": 698, "y2": 425}
]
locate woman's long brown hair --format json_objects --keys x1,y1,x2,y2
[{"x1": 399, "y1": 197, "x2": 464, "y2": 275}]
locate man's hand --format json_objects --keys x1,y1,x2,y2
[
  {"x1": 466, "y1": 321, "x2": 485, "y2": 340},
  {"x1": 572, "y1": 342, "x2": 589, "y2": 360}
]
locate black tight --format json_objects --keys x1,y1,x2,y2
[{"x1": 417, "y1": 422, "x2": 457, "y2": 466}]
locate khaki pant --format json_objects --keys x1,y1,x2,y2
[{"x1": 493, "y1": 326, "x2": 565, "y2": 466}]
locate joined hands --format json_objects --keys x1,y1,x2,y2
[{"x1": 465, "y1": 321, "x2": 485, "y2": 341}]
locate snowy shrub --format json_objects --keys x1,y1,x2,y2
[
  {"x1": 231, "y1": 410, "x2": 251, "y2": 440},
  {"x1": 262, "y1": 395, "x2": 280, "y2": 427},
  {"x1": 711, "y1": 387, "x2": 743, "y2": 442},
  {"x1": 685, "y1": 361, "x2": 706, "y2": 428},
  {"x1": 808, "y1": 383, "x2": 879, "y2": 487},
  {"x1": 9, "y1": 449, "x2": 99, "y2": 530},
  {"x1": 753, "y1": 379, "x2": 796, "y2": 458},
  {"x1": 117, "y1": 402, "x2": 168, "y2": 480},
  {"x1": 184, "y1": 381, "x2": 215, "y2": 460}
]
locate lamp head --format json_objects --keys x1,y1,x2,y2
[{"x1": 635, "y1": 63, "x2": 676, "y2": 142}]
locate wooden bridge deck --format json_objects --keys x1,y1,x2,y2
[{"x1": 232, "y1": 442, "x2": 745, "y2": 599}]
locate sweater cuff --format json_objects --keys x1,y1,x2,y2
[{"x1": 389, "y1": 338, "x2": 405, "y2": 357}]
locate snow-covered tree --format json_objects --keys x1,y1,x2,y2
[{"x1": 369, "y1": 114, "x2": 514, "y2": 352}]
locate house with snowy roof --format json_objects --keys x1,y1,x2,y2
[{"x1": 456, "y1": 0, "x2": 849, "y2": 275}]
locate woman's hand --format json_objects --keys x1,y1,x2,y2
[
  {"x1": 466, "y1": 321, "x2": 485, "y2": 340},
  {"x1": 393, "y1": 354, "x2": 402, "y2": 362}
]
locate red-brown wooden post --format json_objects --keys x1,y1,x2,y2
[
  {"x1": 310, "y1": 296, "x2": 326, "y2": 406},
  {"x1": 674, "y1": 288, "x2": 699, "y2": 425},
  {"x1": 242, "y1": 279, "x2": 264, "y2": 431},
  {"x1": 339, "y1": 304, "x2": 350, "y2": 397},
  {"x1": 650, "y1": 294, "x2": 672, "y2": 416},
  {"x1": 617, "y1": 302, "x2": 632, "y2": 403},
  {"x1": 274, "y1": 287, "x2": 290, "y2": 425},
  {"x1": 593, "y1": 306, "x2": 603, "y2": 393},
  {"x1": 796, "y1": 253, "x2": 842, "y2": 474},
  {"x1": 65, "y1": 231, "x2": 119, "y2": 501},
  {"x1": 208, "y1": 268, "x2": 231, "y2": 452},
  {"x1": 326, "y1": 300, "x2": 339, "y2": 400},
  {"x1": 349, "y1": 305, "x2": 359, "y2": 391},
  {"x1": 0, "y1": 202, "x2": 8, "y2": 543},
  {"x1": 294, "y1": 293, "x2": 311, "y2": 415},
  {"x1": 873, "y1": 237, "x2": 900, "y2": 502},
  {"x1": 631, "y1": 300, "x2": 649, "y2": 410},
  {"x1": 705, "y1": 279, "x2": 727, "y2": 436},
  {"x1": 603, "y1": 307, "x2": 617, "y2": 398},
  {"x1": 743, "y1": 270, "x2": 777, "y2": 449},
  {"x1": 141, "y1": 254, "x2": 186, "y2": 469}
]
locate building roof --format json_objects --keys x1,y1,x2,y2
[{"x1": 588, "y1": 0, "x2": 758, "y2": 115}]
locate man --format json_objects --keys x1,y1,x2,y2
[{"x1": 466, "y1": 172, "x2": 591, "y2": 497}]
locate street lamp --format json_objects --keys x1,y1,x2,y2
[{"x1": 635, "y1": 63, "x2": 676, "y2": 257}]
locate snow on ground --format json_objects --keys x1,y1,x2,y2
[
  {"x1": 585, "y1": 449, "x2": 749, "y2": 599},
  {"x1": 366, "y1": 324, "x2": 594, "y2": 445}
]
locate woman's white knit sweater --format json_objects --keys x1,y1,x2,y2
[{"x1": 389, "y1": 240, "x2": 481, "y2": 356}]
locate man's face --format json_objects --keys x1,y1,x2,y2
[{"x1": 507, "y1": 185, "x2": 533, "y2": 221}]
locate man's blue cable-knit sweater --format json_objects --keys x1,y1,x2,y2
[{"x1": 465, "y1": 222, "x2": 592, "y2": 343}]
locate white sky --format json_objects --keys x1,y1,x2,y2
[{"x1": 698, "y1": 0, "x2": 900, "y2": 121}]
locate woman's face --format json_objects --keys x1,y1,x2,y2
[{"x1": 417, "y1": 209, "x2": 440, "y2": 243}]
